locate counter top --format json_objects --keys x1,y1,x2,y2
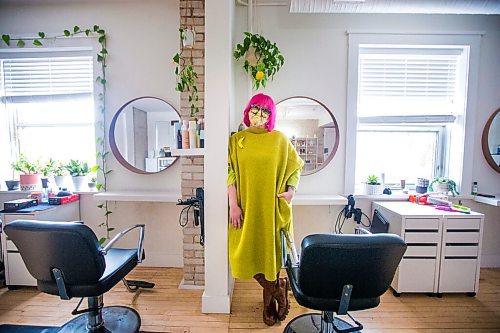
[
  {"x1": 93, "y1": 191, "x2": 181, "y2": 202},
  {"x1": 293, "y1": 194, "x2": 346, "y2": 206}
]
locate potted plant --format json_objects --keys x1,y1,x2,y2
[
  {"x1": 365, "y1": 175, "x2": 383, "y2": 195},
  {"x1": 88, "y1": 176, "x2": 97, "y2": 190},
  {"x1": 233, "y1": 32, "x2": 285, "y2": 89},
  {"x1": 65, "y1": 159, "x2": 90, "y2": 192},
  {"x1": 11, "y1": 154, "x2": 42, "y2": 191},
  {"x1": 53, "y1": 161, "x2": 70, "y2": 190},
  {"x1": 40, "y1": 158, "x2": 57, "y2": 189},
  {"x1": 428, "y1": 177, "x2": 459, "y2": 196}
]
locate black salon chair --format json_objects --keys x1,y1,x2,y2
[
  {"x1": 4, "y1": 220, "x2": 150, "y2": 333},
  {"x1": 283, "y1": 233, "x2": 406, "y2": 333}
]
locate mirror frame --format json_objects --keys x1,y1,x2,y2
[
  {"x1": 109, "y1": 96, "x2": 180, "y2": 174},
  {"x1": 276, "y1": 96, "x2": 340, "y2": 176},
  {"x1": 481, "y1": 108, "x2": 500, "y2": 174}
]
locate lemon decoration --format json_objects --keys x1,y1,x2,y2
[
  {"x1": 238, "y1": 137, "x2": 245, "y2": 149},
  {"x1": 255, "y1": 71, "x2": 264, "y2": 81}
]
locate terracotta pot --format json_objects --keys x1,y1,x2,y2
[{"x1": 19, "y1": 174, "x2": 41, "y2": 191}]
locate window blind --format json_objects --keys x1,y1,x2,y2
[
  {"x1": 359, "y1": 53, "x2": 459, "y2": 99},
  {"x1": 1, "y1": 56, "x2": 93, "y2": 97}
]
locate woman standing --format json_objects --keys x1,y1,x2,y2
[{"x1": 227, "y1": 93, "x2": 304, "y2": 326}]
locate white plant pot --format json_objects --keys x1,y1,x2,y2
[
  {"x1": 72, "y1": 176, "x2": 87, "y2": 192},
  {"x1": 435, "y1": 183, "x2": 449, "y2": 194},
  {"x1": 365, "y1": 183, "x2": 383, "y2": 195},
  {"x1": 54, "y1": 175, "x2": 69, "y2": 189}
]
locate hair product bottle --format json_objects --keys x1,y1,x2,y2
[
  {"x1": 174, "y1": 122, "x2": 182, "y2": 149},
  {"x1": 181, "y1": 120, "x2": 189, "y2": 149},
  {"x1": 189, "y1": 120, "x2": 197, "y2": 149}
]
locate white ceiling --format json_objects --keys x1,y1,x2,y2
[{"x1": 289, "y1": 0, "x2": 500, "y2": 14}]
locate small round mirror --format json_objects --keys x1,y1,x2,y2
[
  {"x1": 482, "y1": 108, "x2": 500, "y2": 173},
  {"x1": 275, "y1": 96, "x2": 339, "y2": 175},
  {"x1": 110, "y1": 97, "x2": 180, "y2": 174}
]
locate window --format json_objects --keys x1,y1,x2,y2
[
  {"x1": 345, "y1": 33, "x2": 481, "y2": 194},
  {"x1": 0, "y1": 54, "x2": 96, "y2": 179}
]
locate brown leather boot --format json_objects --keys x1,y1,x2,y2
[
  {"x1": 272, "y1": 277, "x2": 290, "y2": 321},
  {"x1": 254, "y1": 274, "x2": 278, "y2": 326}
]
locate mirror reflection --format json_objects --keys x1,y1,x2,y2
[
  {"x1": 482, "y1": 108, "x2": 500, "y2": 173},
  {"x1": 275, "y1": 97, "x2": 339, "y2": 175},
  {"x1": 110, "y1": 97, "x2": 180, "y2": 174}
]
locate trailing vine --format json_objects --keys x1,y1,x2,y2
[
  {"x1": 173, "y1": 28, "x2": 200, "y2": 118},
  {"x1": 1, "y1": 25, "x2": 113, "y2": 244}
]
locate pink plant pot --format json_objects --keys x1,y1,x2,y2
[{"x1": 19, "y1": 174, "x2": 42, "y2": 191}]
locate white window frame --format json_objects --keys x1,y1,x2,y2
[
  {"x1": 345, "y1": 32, "x2": 482, "y2": 194},
  {"x1": 0, "y1": 37, "x2": 100, "y2": 179}
]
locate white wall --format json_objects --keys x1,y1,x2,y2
[
  {"x1": 233, "y1": 7, "x2": 500, "y2": 265},
  {"x1": 0, "y1": 0, "x2": 184, "y2": 267}
]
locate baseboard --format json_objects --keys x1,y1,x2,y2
[
  {"x1": 139, "y1": 253, "x2": 183, "y2": 267},
  {"x1": 178, "y1": 278, "x2": 205, "y2": 290},
  {"x1": 201, "y1": 292, "x2": 231, "y2": 314},
  {"x1": 480, "y1": 255, "x2": 500, "y2": 268}
]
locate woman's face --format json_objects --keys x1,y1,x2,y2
[{"x1": 248, "y1": 104, "x2": 270, "y2": 128}]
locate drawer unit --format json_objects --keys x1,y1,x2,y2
[
  {"x1": 439, "y1": 258, "x2": 478, "y2": 293},
  {"x1": 392, "y1": 258, "x2": 437, "y2": 293},
  {"x1": 373, "y1": 201, "x2": 484, "y2": 296},
  {"x1": 444, "y1": 231, "x2": 480, "y2": 244},
  {"x1": 404, "y1": 232, "x2": 440, "y2": 244},
  {"x1": 405, "y1": 218, "x2": 439, "y2": 230},
  {"x1": 1, "y1": 201, "x2": 80, "y2": 287},
  {"x1": 405, "y1": 245, "x2": 438, "y2": 257}
]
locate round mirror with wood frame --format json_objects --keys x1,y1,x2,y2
[
  {"x1": 110, "y1": 96, "x2": 180, "y2": 174},
  {"x1": 482, "y1": 108, "x2": 500, "y2": 173},
  {"x1": 275, "y1": 96, "x2": 340, "y2": 176}
]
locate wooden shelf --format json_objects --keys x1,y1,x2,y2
[
  {"x1": 170, "y1": 148, "x2": 205, "y2": 156},
  {"x1": 293, "y1": 194, "x2": 347, "y2": 206},
  {"x1": 93, "y1": 191, "x2": 181, "y2": 202}
]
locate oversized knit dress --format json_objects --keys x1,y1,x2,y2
[{"x1": 228, "y1": 127, "x2": 304, "y2": 281}]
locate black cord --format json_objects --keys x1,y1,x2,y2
[
  {"x1": 178, "y1": 204, "x2": 194, "y2": 227},
  {"x1": 360, "y1": 212, "x2": 372, "y2": 228}
]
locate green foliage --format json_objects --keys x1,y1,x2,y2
[
  {"x1": 366, "y1": 175, "x2": 380, "y2": 185},
  {"x1": 11, "y1": 154, "x2": 41, "y2": 175},
  {"x1": 40, "y1": 158, "x2": 57, "y2": 177},
  {"x1": 428, "y1": 177, "x2": 460, "y2": 196},
  {"x1": 173, "y1": 29, "x2": 200, "y2": 118},
  {"x1": 2, "y1": 25, "x2": 112, "y2": 243},
  {"x1": 65, "y1": 159, "x2": 90, "y2": 177},
  {"x1": 233, "y1": 32, "x2": 285, "y2": 90}
]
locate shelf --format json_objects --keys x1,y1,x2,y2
[
  {"x1": 93, "y1": 191, "x2": 181, "y2": 202},
  {"x1": 170, "y1": 148, "x2": 205, "y2": 156},
  {"x1": 473, "y1": 195, "x2": 500, "y2": 206},
  {"x1": 293, "y1": 194, "x2": 347, "y2": 206}
]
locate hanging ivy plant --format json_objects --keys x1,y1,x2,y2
[
  {"x1": 173, "y1": 28, "x2": 200, "y2": 118},
  {"x1": 233, "y1": 32, "x2": 285, "y2": 90},
  {"x1": 1, "y1": 25, "x2": 113, "y2": 244}
]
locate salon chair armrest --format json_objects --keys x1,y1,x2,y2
[{"x1": 101, "y1": 224, "x2": 145, "y2": 263}]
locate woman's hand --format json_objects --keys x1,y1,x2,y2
[
  {"x1": 277, "y1": 188, "x2": 295, "y2": 204},
  {"x1": 230, "y1": 205, "x2": 244, "y2": 229}
]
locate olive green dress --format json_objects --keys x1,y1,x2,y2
[{"x1": 227, "y1": 127, "x2": 304, "y2": 281}]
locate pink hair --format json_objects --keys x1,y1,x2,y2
[{"x1": 243, "y1": 93, "x2": 277, "y2": 132}]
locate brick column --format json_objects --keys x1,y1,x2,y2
[{"x1": 180, "y1": 0, "x2": 205, "y2": 287}]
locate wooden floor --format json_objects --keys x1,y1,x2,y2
[{"x1": 1, "y1": 267, "x2": 500, "y2": 332}]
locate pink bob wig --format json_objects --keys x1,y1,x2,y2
[{"x1": 243, "y1": 93, "x2": 277, "y2": 132}]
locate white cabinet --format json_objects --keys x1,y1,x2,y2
[
  {"x1": 373, "y1": 201, "x2": 484, "y2": 296},
  {"x1": 0, "y1": 202, "x2": 80, "y2": 287}
]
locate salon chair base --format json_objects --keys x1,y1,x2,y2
[
  {"x1": 283, "y1": 313, "x2": 361, "y2": 333},
  {"x1": 58, "y1": 306, "x2": 140, "y2": 333}
]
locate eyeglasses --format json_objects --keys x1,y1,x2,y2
[{"x1": 249, "y1": 104, "x2": 271, "y2": 118}]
